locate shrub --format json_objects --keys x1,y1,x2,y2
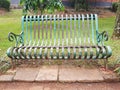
[
  {"x1": 0, "y1": 0, "x2": 10, "y2": 11},
  {"x1": 114, "y1": 57, "x2": 120, "y2": 76},
  {"x1": 20, "y1": 0, "x2": 64, "y2": 15},
  {"x1": 112, "y1": 2, "x2": 118, "y2": 12},
  {"x1": 0, "y1": 56, "x2": 11, "y2": 74}
]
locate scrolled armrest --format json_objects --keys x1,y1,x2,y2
[
  {"x1": 8, "y1": 32, "x2": 24, "y2": 47},
  {"x1": 97, "y1": 31, "x2": 109, "y2": 45}
]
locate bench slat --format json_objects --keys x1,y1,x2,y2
[
  {"x1": 26, "y1": 16, "x2": 28, "y2": 43},
  {"x1": 34, "y1": 16, "x2": 36, "y2": 41},
  {"x1": 42, "y1": 15, "x2": 44, "y2": 40},
  {"x1": 70, "y1": 15, "x2": 73, "y2": 45},
  {"x1": 38, "y1": 15, "x2": 40, "y2": 40},
  {"x1": 45, "y1": 15, "x2": 48, "y2": 40},
  {"x1": 87, "y1": 14, "x2": 90, "y2": 44}
]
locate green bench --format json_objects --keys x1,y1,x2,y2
[{"x1": 6, "y1": 14, "x2": 112, "y2": 67}]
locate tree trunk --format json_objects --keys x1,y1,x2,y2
[{"x1": 112, "y1": 0, "x2": 120, "y2": 39}]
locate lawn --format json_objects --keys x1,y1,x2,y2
[
  {"x1": 0, "y1": 9, "x2": 22, "y2": 57},
  {"x1": 0, "y1": 9, "x2": 120, "y2": 63}
]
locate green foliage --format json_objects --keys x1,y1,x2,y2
[
  {"x1": 117, "y1": 1, "x2": 120, "y2": 12},
  {"x1": 112, "y1": 2, "x2": 118, "y2": 12},
  {"x1": 0, "y1": 0, "x2": 10, "y2": 11},
  {"x1": 114, "y1": 67, "x2": 120, "y2": 75},
  {"x1": 114, "y1": 57, "x2": 120, "y2": 75},
  {"x1": 20, "y1": 0, "x2": 64, "y2": 15},
  {"x1": 46, "y1": 0, "x2": 64, "y2": 13},
  {"x1": 112, "y1": 1, "x2": 120, "y2": 39},
  {"x1": 0, "y1": 56, "x2": 11, "y2": 74}
]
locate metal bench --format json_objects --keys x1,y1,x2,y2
[{"x1": 6, "y1": 14, "x2": 112, "y2": 67}]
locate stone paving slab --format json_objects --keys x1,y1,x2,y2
[
  {"x1": 35, "y1": 65, "x2": 58, "y2": 82},
  {"x1": 14, "y1": 68, "x2": 39, "y2": 82},
  {"x1": 59, "y1": 66, "x2": 104, "y2": 82},
  {"x1": 0, "y1": 75, "x2": 14, "y2": 82}
]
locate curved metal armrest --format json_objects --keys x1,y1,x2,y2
[
  {"x1": 97, "y1": 31, "x2": 109, "y2": 45},
  {"x1": 8, "y1": 32, "x2": 24, "y2": 47}
]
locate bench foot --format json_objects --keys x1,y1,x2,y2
[
  {"x1": 11, "y1": 59, "x2": 16, "y2": 70},
  {"x1": 104, "y1": 58, "x2": 108, "y2": 70}
]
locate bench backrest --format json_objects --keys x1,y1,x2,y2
[{"x1": 21, "y1": 14, "x2": 98, "y2": 46}]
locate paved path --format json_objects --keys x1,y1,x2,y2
[
  {"x1": 0, "y1": 82, "x2": 120, "y2": 90},
  {"x1": 0, "y1": 65, "x2": 119, "y2": 82}
]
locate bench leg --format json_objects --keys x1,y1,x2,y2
[
  {"x1": 11, "y1": 59, "x2": 16, "y2": 70},
  {"x1": 35, "y1": 59, "x2": 39, "y2": 67},
  {"x1": 104, "y1": 58, "x2": 108, "y2": 70}
]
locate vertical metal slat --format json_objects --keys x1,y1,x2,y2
[
  {"x1": 41, "y1": 15, "x2": 44, "y2": 40},
  {"x1": 34, "y1": 15, "x2": 36, "y2": 42},
  {"x1": 25, "y1": 16, "x2": 28, "y2": 44}
]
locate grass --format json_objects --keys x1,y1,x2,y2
[
  {"x1": 0, "y1": 9, "x2": 120, "y2": 64},
  {"x1": 0, "y1": 9, "x2": 22, "y2": 56}
]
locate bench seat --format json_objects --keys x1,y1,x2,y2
[{"x1": 7, "y1": 45, "x2": 111, "y2": 60}]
